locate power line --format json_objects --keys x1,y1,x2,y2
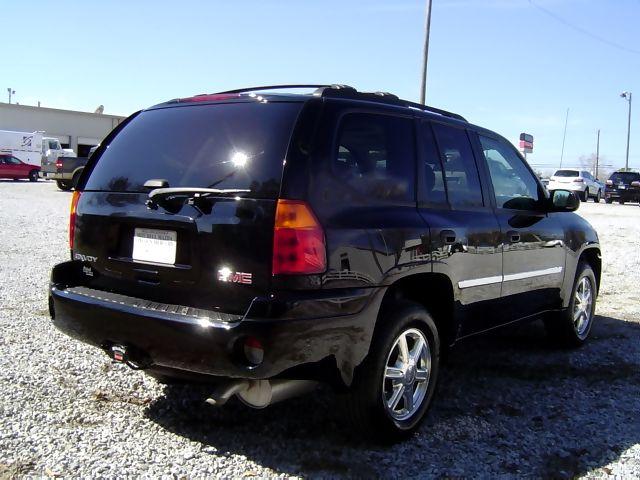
[{"x1": 528, "y1": 0, "x2": 640, "y2": 55}]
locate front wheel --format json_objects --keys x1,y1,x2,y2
[
  {"x1": 594, "y1": 190, "x2": 601, "y2": 203},
  {"x1": 28, "y1": 170, "x2": 39, "y2": 182},
  {"x1": 344, "y1": 302, "x2": 440, "y2": 442},
  {"x1": 544, "y1": 262, "x2": 597, "y2": 347}
]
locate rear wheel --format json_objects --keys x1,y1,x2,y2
[
  {"x1": 619, "y1": 200, "x2": 625, "y2": 205},
  {"x1": 580, "y1": 189, "x2": 588, "y2": 202},
  {"x1": 71, "y1": 170, "x2": 83, "y2": 189},
  {"x1": 56, "y1": 180, "x2": 73, "y2": 191},
  {"x1": 594, "y1": 190, "x2": 601, "y2": 203},
  {"x1": 605, "y1": 198, "x2": 613, "y2": 204},
  {"x1": 344, "y1": 302, "x2": 440, "y2": 442},
  {"x1": 545, "y1": 262, "x2": 597, "y2": 347},
  {"x1": 28, "y1": 170, "x2": 39, "y2": 182}
]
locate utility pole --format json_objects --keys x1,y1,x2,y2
[
  {"x1": 620, "y1": 91, "x2": 632, "y2": 171},
  {"x1": 595, "y1": 129, "x2": 600, "y2": 180},
  {"x1": 559, "y1": 108, "x2": 569, "y2": 168},
  {"x1": 7, "y1": 88, "x2": 15, "y2": 104},
  {"x1": 419, "y1": 0, "x2": 433, "y2": 105}
]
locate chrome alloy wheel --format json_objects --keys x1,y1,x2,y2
[
  {"x1": 573, "y1": 276, "x2": 594, "y2": 338},
  {"x1": 382, "y1": 328, "x2": 431, "y2": 421}
]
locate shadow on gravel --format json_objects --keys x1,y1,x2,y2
[{"x1": 145, "y1": 315, "x2": 640, "y2": 478}]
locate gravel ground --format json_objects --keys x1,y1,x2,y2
[{"x1": 1, "y1": 180, "x2": 639, "y2": 478}]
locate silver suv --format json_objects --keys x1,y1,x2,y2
[{"x1": 548, "y1": 169, "x2": 602, "y2": 202}]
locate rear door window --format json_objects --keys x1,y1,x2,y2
[
  {"x1": 84, "y1": 102, "x2": 302, "y2": 197},
  {"x1": 334, "y1": 113, "x2": 415, "y2": 202},
  {"x1": 432, "y1": 123, "x2": 483, "y2": 207}
]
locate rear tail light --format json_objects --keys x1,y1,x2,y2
[
  {"x1": 55, "y1": 159, "x2": 63, "y2": 169},
  {"x1": 606, "y1": 179, "x2": 613, "y2": 185},
  {"x1": 69, "y1": 190, "x2": 81, "y2": 249},
  {"x1": 272, "y1": 199, "x2": 326, "y2": 275},
  {"x1": 573, "y1": 178, "x2": 584, "y2": 183}
]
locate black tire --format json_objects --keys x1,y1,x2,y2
[
  {"x1": 544, "y1": 262, "x2": 597, "y2": 348},
  {"x1": 344, "y1": 301, "x2": 440, "y2": 443},
  {"x1": 71, "y1": 170, "x2": 83, "y2": 190},
  {"x1": 605, "y1": 198, "x2": 613, "y2": 204},
  {"x1": 28, "y1": 170, "x2": 39, "y2": 182},
  {"x1": 594, "y1": 190, "x2": 601, "y2": 203},
  {"x1": 580, "y1": 189, "x2": 588, "y2": 202},
  {"x1": 56, "y1": 180, "x2": 73, "y2": 191},
  {"x1": 619, "y1": 200, "x2": 625, "y2": 205}
]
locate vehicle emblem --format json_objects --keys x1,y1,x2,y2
[
  {"x1": 218, "y1": 267, "x2": 252, "y2": 285},
  {"x1": 74, "y1": 253, "x2": 98, "y2": 263}
]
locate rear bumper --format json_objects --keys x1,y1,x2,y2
[
  {"x1": 605, "y1": 188, "x2": 639, "y2": 201},
  {"x1": 49, "y1": 261, "x2": 380, "y2": 385}
]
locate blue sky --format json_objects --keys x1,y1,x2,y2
[{"x1": 5, "y1": 0, "x2": 639, "y2": 171}]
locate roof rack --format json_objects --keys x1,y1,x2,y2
[
  {"x1": 214, "y1": 84, "x2": 355, "y2": 95},
  {"x1": 211, "y1": 84, "x2": 467, "y2": 122}
]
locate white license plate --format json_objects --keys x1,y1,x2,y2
[
  {"x1": 619, "y1": 185, "x2": 626, "y2": 190},
  {"x1": 132, "y1": 228, "x2": 177, "y2": 264}
]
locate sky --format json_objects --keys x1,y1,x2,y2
[{"x1": 5, "y1": 0, "x2": 639, "y2": 172}]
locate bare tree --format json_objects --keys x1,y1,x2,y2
[{"x1": 579, "y1": 154, "x2": 614, "y2": 182}]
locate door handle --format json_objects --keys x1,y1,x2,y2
[
  {"x1": 507, "y1": 230, "x2": 521, "y2": 243},
  {"x1": 440, "y1": 230, "x2": 456, "y2": 245}
]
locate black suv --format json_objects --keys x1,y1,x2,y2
[
  {"x1": 604, "y1": 171, "x2": 640, "y2": 204},
  {"x1": 49, "y1": 85, "x2": 601, "y2": 441}
]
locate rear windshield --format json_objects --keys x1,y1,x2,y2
[
  {"x1": 85, "y1": 102, "x2": 302, "y2": 196},
  {"x1": 553, "y1": 170, "x2": 579, "y2": 177},
  {"x1": 610, "y1": 172, "x2": 639, "y2": 184}
]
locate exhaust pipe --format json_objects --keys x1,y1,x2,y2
[{"x1": 206, "y1": 379, "x2": 318, "y2": 408}]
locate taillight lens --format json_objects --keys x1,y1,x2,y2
[
  {"x1": 606, "y1": 179, "x2": 613, "y2": 185},
  {"x1": 573, "y1": 178, "x2": 584, "y2": 183},
  {"x1": 55, "y1": 159, "x2": 63, "y2": 169},
  {"x1": 272, "y1": 199, "x2": 326, "y2": 275},
  {"x1": 69, "y1": 190, "x2": 81, "y2": 249}
]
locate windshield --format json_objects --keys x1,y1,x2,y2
[
  {"x1": 84, "y1": 102, "x2": 302, "y2": 197},
  {"x1": 553, "y1": 170, "x2": 579, "y2": 177},
  {"x1": 610, "y1": 172, "x2": 639, "y2": 184}
]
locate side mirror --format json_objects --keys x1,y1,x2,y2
[{"x1": 549, "y1": 189, "x2": 580, "y2": 212}]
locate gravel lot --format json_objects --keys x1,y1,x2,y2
[{"x1": 1, "y1": 180, "x2": 639, "y2": 478}]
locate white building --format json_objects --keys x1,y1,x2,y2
[{"x1": 0, "y1": 102, "x2": 126, "y2": 157}]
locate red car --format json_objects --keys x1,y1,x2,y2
[{"x1": 0, "y1": 154, "x2": 40, "y2": 181}]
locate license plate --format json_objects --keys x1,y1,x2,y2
[
  {"x1": 132, "y1": 228, "x2": 177, "y2": 264},
  {"x1": 619, "y1": 185, "x2": 626, "y2": 190}
]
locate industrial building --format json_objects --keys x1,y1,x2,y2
[{"x1": 0, "y1": 102, "x2": 126, "y2": 157}]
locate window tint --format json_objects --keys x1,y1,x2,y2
[
  {"x1": 554, "y1": 169, "x2": 579, "y2": 177},
  {"x1": 334, "y1": 113, "x2": 415, "y2": 202},
  {"x1": 85, "y1": 102, "x2": 302, "y2": 197},
  {"x1": 432, "y1": 123, "x2": 483, "y2": 207},
  {"x1": 420, "y1": 122, "x2": 447, "y2": 205},
  {"x1": 479, "y1": 135, "x2": 541, "y2": 210},
  {"x1": 610, "y1": 172, "x2": 640, "y2": 184}
]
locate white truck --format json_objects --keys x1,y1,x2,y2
[
  {"x1": 0, "y1": 130, "x2": 43, "y2": 166},
  {"x1": 0, "y1": 130, "x2": 76, "y2": 171}
]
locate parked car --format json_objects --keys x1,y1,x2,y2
[
  {"x1": 41, "y1": 146, "x2": 96, "y2": 191},
  {"x1": 547, "y1": 169, "x2": 603, "y2": 202},
  {"x1": 0, "y1": 154, "x2": 40, "y2": 181},
  {"x1": 49, "y1": 85, "x2": 601, "y2": 441},
  {"x1": 604, "y1": 171, "x2": 640, "y2": 204}
]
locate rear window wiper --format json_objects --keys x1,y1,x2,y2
[{"x1": 146, "y1": 187, "x2": 250, "y2": 213}]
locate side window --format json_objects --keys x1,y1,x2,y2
[
  {"x1": 335, "y1": 113, "x2": 415, "y2": 202},
  {"x1": 431, "y1": 123, "x2": 483, "y2": 207},
  {"x1": 419, "y1": 121, "x2": 447, "y2": 205},
  {"x1": 479, "y1": 135, "x2": 541, "y2": 210}
]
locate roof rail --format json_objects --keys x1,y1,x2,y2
[
  {"x1": 209, "y1": 84, "x2": 466, "y2": 122},
  {"x1": 214, "y1": 84, "x2": 355, "y2": 95}
]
